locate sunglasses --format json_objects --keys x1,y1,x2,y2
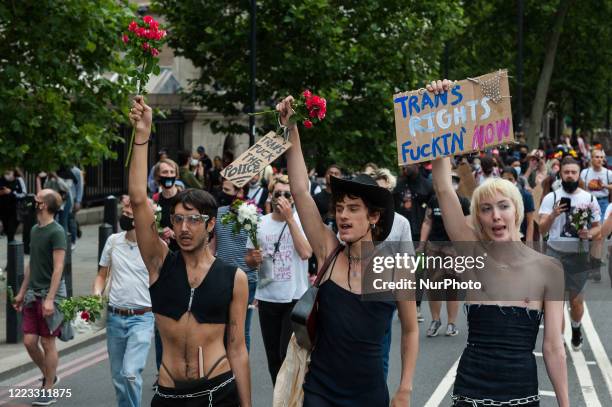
[
  {"x1": 273, "y1": 191, "x2": 292, "y2": 199},
  {"x1": 170, "y1": 214, "x2": 209, "y2": 226}
]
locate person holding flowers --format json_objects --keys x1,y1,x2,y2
[
  {"x1": 92, "y1": 196, "x2": 156, "y2": 407},
  {"x1": 244, "y1": 174, "x2": 312, "y2": 385},
  {"x1": 128, "y1": 96, "x2": 251, "y2": 407},
  {"x1": 277, "y1": 95, "x2": 418, "y2": 407},
  {"x1": 12, "y1": 189, "x2": 67, "y2": 406},
  {"x1": 539, "y1": 155, "x2": 601, "y2": 352}
]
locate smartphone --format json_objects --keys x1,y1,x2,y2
[{"x1": 559, "y1": 197, "x2": 571, "y2": 212}]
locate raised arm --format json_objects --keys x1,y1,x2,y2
[
  {"x1": 278, "y1": 96, "x2": 337, "y2": 262},
  {"x1": 227, "y1": 269, "x2": 251, "y2": 406},
  {"x1": 431, "y1": 157, "x2": 476, "y2": 242},
  {"x1": 128, "y1": 96, "x2": 168, "y2": 284}
]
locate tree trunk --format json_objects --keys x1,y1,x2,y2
[{"x1": 525, "y1": 0, "x2": 573, "y2": 149}]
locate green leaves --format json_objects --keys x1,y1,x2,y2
[
  {"x1": 153, "y1": 0, "x2": 463, "y2": 171},
  {"x1": 0, "y1": 0, "x2": 136, "y2": 172}
]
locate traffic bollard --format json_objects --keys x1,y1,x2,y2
[{"x1": 6, "y1": 241, "x2": 24, "y2": 343}]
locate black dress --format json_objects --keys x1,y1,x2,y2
[
  {"x1": 303, "y1": 268, "x2": 395, "y2": 406},
  {"x1": 452, "y1": 304, "x2": 542, "y2": 406}
]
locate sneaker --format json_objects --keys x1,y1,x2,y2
[
  {"x1": 40, "y1": 375, "x2": 60, "y2": 387},
  {"x1": 426, "y1": 320, "x2": 442, "y2": 337},
  {"x1": 445, "y1": 323, "x2": 459, "y2": 336},
  {"x1": 416, "y1": 307, "x2": 424, "y2": 323},
  {"x1": 71, "y1": 243, "x2": 77, "y2": 251},
  {"x1": 571, "y1": 326, "x2": 583, "y2": 351},
  {"x1": 32, "y1": 395, "x2": 57, "y2": 405}
]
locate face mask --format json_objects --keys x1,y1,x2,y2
[
  {"x1": 562, "y1": 179, "x2": 579, "y2": 193},
  {"x1": 513, "y1": 166, "x2": 521, "y2": 176},
  {"x1": 473, "y1": 164, "x2": 481, "y2": 171},
  {"x1": 519, "y1": 152, "x2": 527, "y2": 159},
  {"x1": 249, "y1": 179, "x2": 259, "y2": 187},
  {"x1": 190, "y1": 159, "x2": 199, "y2": 167},
  {"x1": 218, "y1": 192, "x2": 236, "y2": 206},
  {"x1": 159, "y1": 176, "x2": 176, "y2": 189},
  {"x1": 119, "y1": 215, "x2": 135, "y2": 231}
]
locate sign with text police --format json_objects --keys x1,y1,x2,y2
[
  {"x1": 221, "y1": 131, "x2": 292, "y2": 188},
  {"x1": 393, "y1": 70, "x2": 514, "y2": 166}
]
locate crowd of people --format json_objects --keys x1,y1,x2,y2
[{"x1": 7, "y1": 85, "x2": 612, "y2": 407}]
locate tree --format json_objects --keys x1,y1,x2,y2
[
  {"x1": 0, "y1": 1, "x2": 136, "y2": 172},
  {"x1": 154, "y1": 0, "x2": 464, "y2": 171}
]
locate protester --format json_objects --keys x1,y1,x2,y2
[
  {"x1": 0, "y1": 168, "x2": 27, "y2": 242},
  {"x1": 429, "y1": 80, "x2": 568, "y2": 407},
  {"x1": 209, "y1": 156, "x2": 224, "y2": 194},
  {"x1": 245, "y1": 174, "x2": 312, "y2": 384},
  {"x1": 148, "y1": 149, "x2": 169, "y2": 194},
  {"x1": 13, "y1": 189, "x2": 67, "y2": 406},
  {"x1": 70, "y1": 165, "x2": 84, "y2": 241},
  {"x1": 501, "y1": 167, "x2": 535, "y2": 242},
  {"x1": 211, "y1": 178, "x2": 258, "y2": 351},
  {"x1": 280, "y1": 96, "x2": 418, "y2": 407},
  {"x1": 474, "y1": 156, "x2": 498, "y2": 186},
  {"x1": 197, "y1": 145, "x2": 213, "y2": 174},
  {"x1": 313, "y1": 164, "x2": 342, "y2": 231},
  {"x1": 92, "y1": 196, "x2": 155, "y2": 407},
  {"x1": 245, "y1": 173, "x2": 268, "y2": 212},
  {"x1": 580, "y1": 147, "x2": 612, "y2": 221},
  {"x1": 538, "y1": 156, "x2": 601, "y2": 351},
  {"x1": 152, "y1": 158, "x2": 181, "y2": 251},
  {"x1": 43, "y1": 172, "x2": 73, "y2": 239},
  {"x1": 128, "y1": 96, "x2": 251, "y2": 406},
  {"x1": 372, "y1": 168, "x2": 414, "y2": 381},
  {"x1": 178, "y1": 150, "x2": 205, "y2": 189},
  {"x1": 419, "y1": 172, "x2": 469, "y2": 338},
  {"x1": 524, "y1": 149, "x2": 547, "y2": 190}
]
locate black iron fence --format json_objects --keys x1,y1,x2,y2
[{"x1": 22, "y1": 111, "x2": 185, "y2": 206}]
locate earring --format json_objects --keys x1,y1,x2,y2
[{"x1": 371, "y1": 223, "x2": 376, "y2": 230}]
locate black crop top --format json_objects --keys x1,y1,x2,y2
[{"x1": 150, "y1": 251, "x2": 237, "y2": 324}]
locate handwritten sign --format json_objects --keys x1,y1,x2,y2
[
  {"x1": 221, "y1": 131, "x2": 292, "y2": 188},
  {"x1": 393, "y1": 70, "x2": 514, "y2": 166}
]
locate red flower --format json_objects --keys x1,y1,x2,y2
[
  {"x1": 150, "y1": 48, "x2": 160, "y2": 57},
  {"x1": 305, "y1": 95, "x2": 326, "y2": 120},
  {"x1": 135, "y1": 27, "x2": 146, "y2": 38},
  {"x1": 122, "y1": 34, "x2": 129, "y2": 44},
  {"x1": 80, "y1": 311, "x2": 90, "y2": 322},
  {"x1": 143, "y1": 16, "x2": 155, "y2": 25},
  {"x1": 303, "y1": 119, "x2": 313, "y2": 129},
  {"x1": 128, "y1": 21, "x2": 138, "y2": 32},
  {"x1": 302, "y1": 89, "x2": 312, "y2": 100},
  {"x1": 150, "y1": 20, "x2": 160, "y2": 31},
  {"x1": 142, "y1": 42, "x2": 150, "y2": 50}
]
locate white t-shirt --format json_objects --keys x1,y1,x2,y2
[
  {"x1": 539, "y1": 189, "x2": 600, "y2": 253},
  {"x1": 99, "y1": 232, "x2": 151, "y2": 308},
  {"x1": 247, "y1": 212, "x2": 309, "y2": 303},
  {"x1": 605, "y1": 204, "x2": 612, "y2": 221},
  {"x1": 580, "y1": 167, "x2": 612, "y2": 199}
]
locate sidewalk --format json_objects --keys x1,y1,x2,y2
[{"x1": 0, "y1": 223, "x2": 107, "y2": 380}]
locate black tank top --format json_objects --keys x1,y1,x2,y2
[{"x1": 150, "y1": 251, "x2": 236, "y2": 324}]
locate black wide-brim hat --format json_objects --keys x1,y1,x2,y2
[{"x1": 330, "y1": 174, "x2": 395, "y2": 241}]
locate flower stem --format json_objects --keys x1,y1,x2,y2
[{"x1": 124, "y1": 78, "x2": 142, "y2": 168}]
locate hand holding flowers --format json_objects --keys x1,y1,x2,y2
[
  {"x1": 251, "y1": 90, "x2": 327, "y2": 132},
  {"x1": 221, "y1": 199, "x2": 262, "y2": 249}
]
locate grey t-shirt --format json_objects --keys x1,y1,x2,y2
[{"x1": 99, "y1": 232, "x2": 151, "y2": 308}]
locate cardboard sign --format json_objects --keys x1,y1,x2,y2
[
  {"x1": 394, "y1": 70, "x2": 514, "y2": 166},
  {"x1": 221, "y1": 131, "x2": 292, "y2": 188}
]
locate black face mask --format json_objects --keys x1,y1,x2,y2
[
  {"x1": 159, "y1": 176, "x2": 176, "y2": 189},
  {"x1": 562, "y1": 179, "x2": 579, "y2": 193},
  {"x1": 119, "y1": 215, "x2": 135, "y2": 231},
  {"x1": 218, "y1": 192, "x2": 236, "y2": 207},
  {"x1": 519, "y1": 152, "x2": 527, "y2": 159}
]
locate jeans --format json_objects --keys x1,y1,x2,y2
[
  {"x1": 381, "y1": 308, "x2": 395, "y2": 381},
  {"x1": 597, "y1": 197, "x2": 608, "y2": 222},
  {"x1": 107, "y1": 311, "x2": 154, "y2": 407},
  {"x1": 245, "y1": 281, "x2": 257, "y2": 352}
]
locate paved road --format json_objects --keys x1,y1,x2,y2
[{"x1": 1, "y1": 286, "x2": 611, "y2": 406}]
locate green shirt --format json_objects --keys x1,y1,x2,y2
[
  {"x1": 29, "y1": 221, "x2": 66, "y2": 291},
  {"x1": 179, "y1": 167, "x2": 203, "y2": 189}
]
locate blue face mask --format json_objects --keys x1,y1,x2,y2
[{"x1": 513, "y1": 166, "x2": 521, "y2": 176}]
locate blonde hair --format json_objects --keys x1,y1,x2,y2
[
  {"x1": 154, "y1": 158, "x2": 179, "y2": 181},
  {"x1": 373, "y1": 168, "x2": 397, "y2": 191},
  {"x1": 470, "y1": 178, "x2": 524, "y2": 240},
  {"x1": 268, "y1": 174, "x2": 290, "y2": 193}
]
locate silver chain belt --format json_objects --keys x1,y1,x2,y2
[
  {"x1": 155, "y1": 375, "x2": 235, "y2": 407},
  {"x1": 452, "y1": 394, "x2": 540, "y2": 406}
]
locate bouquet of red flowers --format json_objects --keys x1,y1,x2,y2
[
  {"x1": 123, "y1": 15, "x2": 167, "y2": 166},
  {"x1": 250, "y1": 90, "x2": 327, "y2": 130}
]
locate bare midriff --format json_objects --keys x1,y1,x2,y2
[{"x1": 156, "y1": 312, "x2": 229, "y2": 387}]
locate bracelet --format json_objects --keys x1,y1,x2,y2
[{"x1": 134, "y1": 139, "x2": 150, "y2": 146}]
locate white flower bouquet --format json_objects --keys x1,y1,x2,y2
[{"x1": 221, "y1": 199, "x2": 262, "y2": 248}]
